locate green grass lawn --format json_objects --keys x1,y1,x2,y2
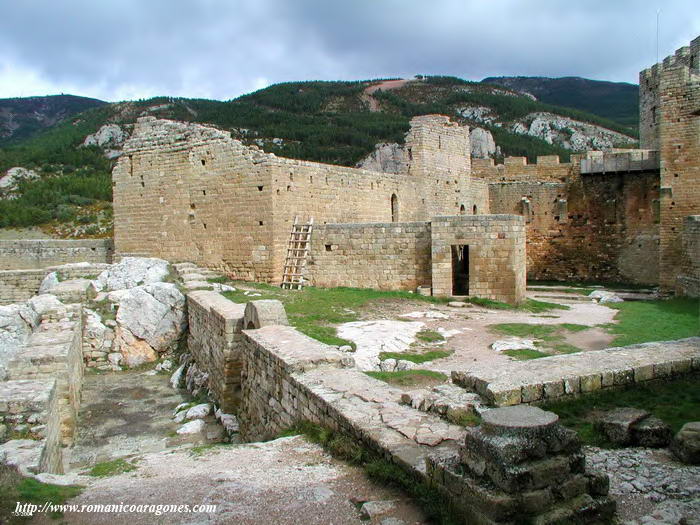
[
  {"x1": 223, "y1": 283, "x2": 448, "y2": 347},
  {"x1": 489, "y1": 323, "x2": 589, "y2": 358},
  {"x1": 379, "y1": 349, "x2": 452, "y2": 364},
  {"x1": 365, "y1": 369, "x2": 448, "y2": 386},
  {"x1": 544, "y1": 373, "x2": 700, "y2": 447},
  {"x1": 465, "y1": 297, "x2": 570, "y2": 313},
  {"x1": 605, "y1": 297, "x2": 699, "y2": 347}
]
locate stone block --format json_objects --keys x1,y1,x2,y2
[
  {"x1": 670, "y1": 421, "x2": 700, "y2": 465},
  {"x1": 595, "y1": 408, "x2": 649, "y2": 445}
]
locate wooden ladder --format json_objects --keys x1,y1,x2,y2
[{"x1": 281, "y1": 216, "x2": 314, "y2": 290}]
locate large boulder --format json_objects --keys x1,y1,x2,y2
[
  {"x1": 114, "y1": 283, "x2": 186, "y2": 367},
  {"x1": 94, "y1": 257, "x2": 170, "y2": 292},
  {"x1": 670, "y1": 422, "x2": 700, "y2": 465},
  {"x1": 0, "y1": 303, "x2": 40, "y2": 374}
]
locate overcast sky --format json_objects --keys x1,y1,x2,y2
[{"x1": 1, "y1": 0, "x2": 698, "y2": 102}]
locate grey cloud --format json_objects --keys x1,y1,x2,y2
[{"x1": 0, "y1": 0, "x2": 698, "y2": 101}]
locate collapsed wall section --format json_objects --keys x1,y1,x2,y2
[{"x1": 307, "y1": 222, "x2": 432, "y2": 290}]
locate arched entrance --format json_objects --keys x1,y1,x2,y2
[{"x1": 391, "y1": 194, "x2": 399, "y2": 222}]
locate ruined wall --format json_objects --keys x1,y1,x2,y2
[
  {"x1": 115, "y1": 116, "x2": 477, "y2": 284},
  {"x1": 0, "y1": 269, "x2": 45, "y2": 305},
  {"x1": 431, "y1": 215, "x2": 526, "y2": 304},
  {"x1": 307, "y1": 222, "x2": 432, "y2": 290},
  {"x1": 679, "y1": 216, "x2": 700, "y2": 296},
  {"x1": 113, "y1": 117, "x2": 276, "y2": 281},
  {"x1": 186, "y1": 291, "x2": 245, "y2": 412},
  {"x1": 0, "y1": 240, "x2": 113, "y2": 270}
]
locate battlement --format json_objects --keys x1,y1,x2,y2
[
  {"x1": 472, "y1": 155, "x2": 571, "y2": 170},
  {"x1": 640, "y1": 36, "x2": 700, "y2": 81},
  {"x1": 580, "y1": 149, "x2": 660, "y2": 174}
]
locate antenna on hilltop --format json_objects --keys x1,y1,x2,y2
[{"x1": 656, "y1": 9, "x2": 661, "y2": 64}]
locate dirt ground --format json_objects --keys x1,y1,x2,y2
[{"x1": 354, "y1": 289, "x2": 619, "y2": 375}]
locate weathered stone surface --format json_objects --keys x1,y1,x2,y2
[
  {"x1": 114, "y1": 326, "x2": 157, "y2": 367},
  {"x1": 115, "y1": 282, "x2": 186, "y2": 354},
  {"x1": 94, "y1": 257, "x2": 170, "y2": 291},
  {"x1": 596, "y1": 408, "x2": 650, "y2": 445},
  {"x1": 243, "y1": 300, "x2": 289, "y2": 330},
  {"x1": 360, "y1": 500, "x2": 396, "y2": 519},
  {"x1": 38, "y1": 272, "x2": 59, "y2": 294},
  {"x1": 0, "y1": 167, "x2": 39, "y2": 194},
  {"x1": 632, "y1": 416, "x2": 672, "y2": 448},
  {"x1": 176, "y1": 419, "x2": 206, "y2": 435},
  {"x1": 589, "y1": 290, "x2": 624, "y2": 303},
  {"x1": 185, "y1": 403, "x2": 212, "y2": 421},
  {"x1": 470, "y1": 127, "x2": 496, "y2": 158},
  {"x1": 0, "y1": 303, "x2": 40, "y2": 372},
  {"x1": 670, "y1": 422, "x2": 700, "y2": 465},
  {"x1": 491, "y1": 338, "x2": 538, "y2": 353}
]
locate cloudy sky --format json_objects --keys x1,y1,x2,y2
[{"x1": 1, "y1": 0, "x2": 698, "y2": 102}]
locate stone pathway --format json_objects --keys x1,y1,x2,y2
[
  {"x1": 36, "y1": 436, "x2": 426, "y2": 525},
  {"x1": 585, "y1": 446, "x2": 700, "y2": 522},
  {"x1": 69, "y1": 369, "x2": 217, "y2": 469}
]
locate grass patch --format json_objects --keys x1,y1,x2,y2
[
  {"x1": 415, "y1": 329, "x2": 445, "y2": 343},
  {"x1": 451, "y1": 412, "x2": 482, "y2": 427},
  {"x1": 465, "y1": 297, "x2": 569, "y2": 313},
  {"x1": 605, "y1": 297, "x2": 699, "y2": 347},
  {"x1": 86, "y1": 458, "x2": 137, "y2": 477},
  {"x1": 278, "y1": 421, "x2": 459, "y2": 524},
  {"x1": 365, "y1": 369, "x2": 447, "y2": 386},
  {"x1": 189, "y1": 443, "x2": 233, "y2": 457},
  {"x1": 379, "y1": 350, "x2": 452, "y2": 364},
  {"x1": 503, "y1": 348, "x2": 550, "y2": 360},
  {"x1": 545, "y1": 373, "x2": 700, "y2": 447},
  {"x1": 490, "y1": 323, "x2": 585, "y2": 356},
  {"x1": 206, "y1": 276, "x2": 230, "y2": 284},
  {"x1": 223, "y1": 284, "x2": 448, "y2": 348},
  {"x1": 0, "y1": 464, "x2": 83, "y2": 522},
  {"x1": 528, "y1": 286, "x2": 596, "y2": 295}
]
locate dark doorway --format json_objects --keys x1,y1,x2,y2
[{"x1": 451, "y1": 245, "x2": 469, "y2": 295}]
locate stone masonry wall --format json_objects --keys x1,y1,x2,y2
[
  {"x1": 114, "y1": 115, "x2": 479, "y2": 284},
  {"x1": 679, "y1": 216, "x2": 700, "y2": 296},
  {"x1": 186, "y1": 291, "x2": 245, "y2": 412},
  {"x1": 488, "y1": 172, "x2": 660, "y2": 284},
  {"x1": 0, "y1": 240, "x2": 113, "y2": 270},
  {"x1": 431, "y1": 215, "x2": 526, "y2": 303},
  {"x1": 0, "y1": 270, "x2": 45, "y2": 305},
  {"x1": 307, "y1": 222, "x2": 432, "y2": 290}
]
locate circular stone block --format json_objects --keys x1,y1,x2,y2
[{"x1": 481, "y1": 405, "x2": 559, "y2": 439}]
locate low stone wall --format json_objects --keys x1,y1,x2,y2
[
  {"x1": 186, "y1": 291, "x2": 245, "y2": 412},
  {"x1": 679, "y1": 216, "x2": 700, "y2": 297},
  {"x1": 453, "y1": 338, "x2": 700, "y2": 406},
  {"x1": 5, "y1": 305, "x2": 84, "y2": 445},
  {"x1": 0, "y1": 379, "x2": 62, "y2": 474},
  {"x1": 0, "y1": 239, "x2": 113, "y2": 270},
  {"x1": 0, "y1": 269, "x2": 46, "y2": 305},
  {"x1": 307, "y1": 222, "x2": 432, "y2": 290}
]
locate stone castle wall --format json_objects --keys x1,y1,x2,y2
[
  {"x1": 679, "y1": 216, "x2": 700, "y2": 296},
  {"x1": 488, "y1": 172, "x2": 660, "y2": 284},
  {"x1": 431, "y1": 215, "x2": 526, "y2": 303},
  {"x1": 640, "y1": 37, "x2": 700, "y2": 291},
  {"x1": 0, "y1": 240, "x2": 113, "y2": 271},
  {"x1": 113, "y1": 116, "x2": 480, "y2": 285},
  {"x1": 307, "y1": 222, "x2": 432, "y2": 290}
]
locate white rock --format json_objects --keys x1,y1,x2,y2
[
  {"x1": 589, "y1": 290, "x2": 624, "y2": 303},
  {"x1": 27, "y1": 294, "x2": 64, "y2": 316},
  {"x1": 470, "y1": 127, "x2": 496, "y2": 158},
  {"x1": 94, "y1": 257, "x2": 170, "y2": 292},
  {"x1": 356, "y1": 143, "x2": 409, "y2": 174},
  {"x1": 401, "y1": 310, "x2": 449, "y2": 319},
  {"x1": 115, "y1": 282, "x2": 186, "y2": 354},
  {"x1": 173, "y1": 410, "x2": 189, "y2": 423},
  {"x1": 174, "y1": 402, "x2": 190, "y2": 414},
  {"x1": 107, "y1": 353, "x2": 122, "y2": 366},
  {"x1": 360, "y1": 500, "x2": 396, "y2": 519},
  {"x1": 379, "y1": 359, "x2": 397, "y2": 372},
  {"x1": 176, "y1": 419, "x2": 206, "y2": 435},
  {"x1": 337, "y1": 320, "x2": 425, "y2": 371},
  {"x1": 82, "y1": 124, "x2": 127, "y2": 149},
  {"x1": 0, "y1": 303, "x2": 40, "y2": 369},
  {"x1": 0, "y1": 167, "x2": 39, "y2": 194},
  {"x1": 395, "y1": 360, "x2": 417, "y2": 371},
  {"x1": 170, "y1": 364, "x2": 186, "y2": 389},
  {"x1": 156, "y1": 359, "x2": 173, "y2": 372},
  {"x1": 491, "y1": 338, "x2": 538, "y2": 352},
  {"x1": 38, "y1": 272, "x2": 59, "y2": 294},
  {"x1": 185, "y1": 403, "x2": 212, "y2": 420}
]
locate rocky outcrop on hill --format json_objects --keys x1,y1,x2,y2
[
  {"x1": 82, "y1": 124, "x2": 128, "y2": 158},
  {"x1": 0, "y1": 167, "x2": 39, "y2": 197},
  {"x1": 469, "y1": 127, "x2": 497, "y2": 158},
  {"x1": 355, "y1": 142, "x2": 409, "y2": 174}
]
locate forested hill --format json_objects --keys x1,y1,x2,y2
[
  {"x1": 0, "y1": 75, "x2": 638, "y2": 235},
  {"x1": 481, "y1": 76, "x2": 639, "y2": 129}
]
